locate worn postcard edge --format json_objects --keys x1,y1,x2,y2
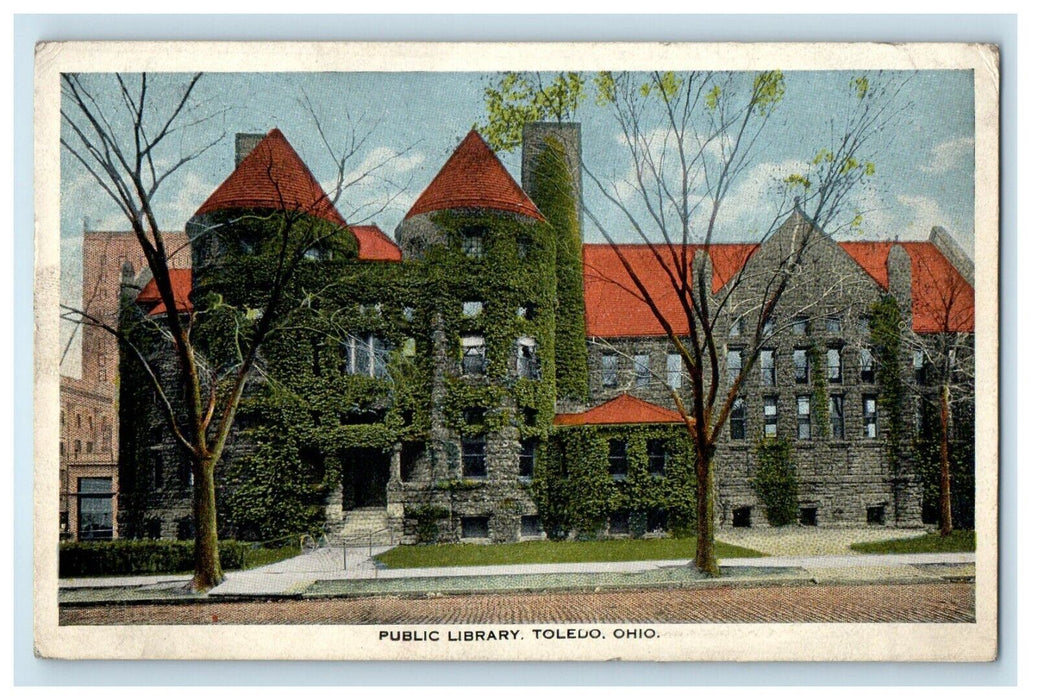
[{"x1": 32, "y1": 41, "x2": 1000, "y2": 662}]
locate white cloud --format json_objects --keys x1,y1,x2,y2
[
  {"x1": 920, "y1": 136, "x2": 974, "y2": 174},
  {"x1": 712, "y1": 158, "x2": 809, "y2": 236},
  {"x1": 896, "y1": 194, "x2": 950, "y2": 238}
]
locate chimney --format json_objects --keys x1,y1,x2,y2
[
  {"x1": 235, "y1": 133, "x2": 265, "y2": 168},
  {"x1": 521, "y1": 122, "x2": 583, "y2": 230}
]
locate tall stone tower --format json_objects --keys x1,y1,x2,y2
[
  {"x1": 521, "y1": 122, "x2": 588, "y2": 409},
  {"x1": 394, "y1": 130, "x2": 557, "y2": 542}
]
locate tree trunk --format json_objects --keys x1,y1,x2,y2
[
  {"x1": 191, "y1": 453, "x2": 224, "y2": 591},
  {"x1": 694, "y1": 439, "x2": 719, "y2": 575},
  {"x1": 938, "y1": 383, "x2": 954, "y2": 537}
]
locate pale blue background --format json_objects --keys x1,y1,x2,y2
[{"x1": 13, "y1": 13, "x2": 1017, "y2": 686}]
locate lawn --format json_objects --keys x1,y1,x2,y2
[
  {"x1": 848, "y1": 530, "x2": 975, "y2": 555},
  {"x1": 375, "y1": 537, "x2": 764, "y2": 569}
]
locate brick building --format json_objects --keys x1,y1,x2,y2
[
  {"x1": 114, "y1": 124, "x2": 975, "y2": 544},
  {"x1": 59, "y1": 228, "x2": 190, "y2": 540}
]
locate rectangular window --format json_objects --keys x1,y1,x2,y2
[
  {"x1": 74, "y1": 439, "x2": 82, "y2": 454},
  {"x1": 763, "y1": 396, "x2": 778, "y2": 438},
  {"x1": 793, "y1": 348, "x2": 809, "y2": 384},
  {"x1": 859, "y1": 315, "x2": 872, "y2": 336},
  {"x1": 867, "y1": 505, "x2": 886, "y2": 525},
  {"x1": 517, "y1": 303, "x2": 537, "y2": 321},
  {"x1": 77, "y1": 477, "x2": 113, "y2": 541},
  {"x1": 830, "y1": 395, "x2": 845, "y2": 439},
  {"x1": 609, "y1": 512, "x2": 630, "y2": 535},
  {"x1": 520, "y1": 515, "x2": 543, "y2": 537},
  {"x1": 342, "y1": 334, "x2": 390, "y2": 378},
  {"x1": 461, "y1": 335, "x2": 486, "y2": 376},
  {"x1": 792, "y1": 317, "x2": 808, "y2": 335},
  {"x1": 462, "y1": 300, "x2": 483, "y2": 317},
  {"x1": 519, "y1": 438, "x2": 537, "y2": 479},
  {"x1": 729, "y1": 318, "x2": 743, "y2": 337},
  {"x1": 730, "y1": 397, "x2": 746, "y2": 440},
  {"x1": 608, "y1": 439, "x2": 628, "y2": 480},
  {"x1": 634, "y1": 354, "x2": 651, "y2": 387},
  {"x1": 400, "y1": 441, "x2": 424, "y2": 482},
  {"x1": 516, "y1": 337, "x2": 539, "y2": 379},
  {"x1": 799, "y1": 507, "x2": 818, "y2": 526},
  {"x1": 461, "y1": 226, "x2": 485, "y2": 259},
  {"x1": 827, "y1": 347, "x2": 843, "y2": 383},
  {"x1": 726, "y1": 348, "x2": 743, "y2": 385},
  {"x1": 914, "y1": 350, "x2": 926, "y2": 384},
  {"x1": 860, "y1": 347, "x2": 876, "y2": 383},
  {"x1": 826, "y1": 316, "x2": 842, "y2": 333},
  {"x1": 863, "y1": 395, "x2": 878, "y2": 438},
  {"x1": 763, "y1": 318, "x2": 775, "y2": 338},
  {"x1": 461, "y1": 516, "x2": 489, "y2": 539},
  {"x1": 602, "y1": 354, "x2": 618, "y2": 388},
  {"x1": 647, "y1": 439, "x2": 667, "y2": 476},
  {"x1": 463, "y1": 407, "x2": 485, "y2": 426},
  {"x1": 760, "y1": 349, "x2": 776, "y2": 386},
  {"x1": 666, "y1": 353, "x2": 682, "y2": 390},
  {"x1": 461, "y1": 436, "x2": 487, "y2": 477},
  {"x1": 797, "y1": 395, "x2": 811, "y2": 440}
]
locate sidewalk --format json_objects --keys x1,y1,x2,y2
[{"x1": 59, "y1": 545, "x2": 975, "y2": 603}]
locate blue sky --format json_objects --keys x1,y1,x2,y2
[{"x1": 60, "y1": 70, "x2": 975, "y2": 374}]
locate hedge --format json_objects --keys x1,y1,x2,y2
[{"x1": 58, "y1": 539, "x2": 275, "y2": 577}]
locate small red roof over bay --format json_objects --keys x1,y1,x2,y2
[
  {"x1": 194, "y1": 128, "x2": 348, "y2": 228},
  {"x1": 405, "y1": 130, "x2": 544, "y2": 221},
  {"x1": 136, "y1": 269, "x2": 193, "y2": 316},
  {"x1": 554, "y1": 393, "x2": 684, "y2": 427},
  {"x1": 352, "y1": 225, "x2": 402, "y2": 262}
]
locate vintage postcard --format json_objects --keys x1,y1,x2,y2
[{"x1": 33, "y1": 41, "x2": 999, "y2": 661}]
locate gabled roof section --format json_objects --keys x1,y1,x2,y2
[
  {"x1": 136, "y1": 269, "x2": 193, "y2": 316},
  {"x1": 194, "y1": 128, "x2": 348, "y2": 228},
  {"x1": 840, "y1": 241, "x2": 974, "y2": 333},
  {"x1": 352, "y1": 225, "x2": 402, "y2": 262},
  {"x1": 582, "y1": 243, "x2": 757, "y2": 338},
  {"x1": 405, "y1": 130, "x2": 545, "y2": 221},
  {"x1": 554, "y1": 393, "x2": 684, "y2": 427}
]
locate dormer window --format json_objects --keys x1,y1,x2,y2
[{"x1": 461, "y1": 226, "x2": 485, "y2": 259}]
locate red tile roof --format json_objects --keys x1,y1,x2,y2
[
  {"x1": 839, "y1": 242, "x2": 974, "y2": 333},
  {"x1": 583, "y1": 240, "x2": 973, "y2": 337},
  {"x1": 582, "y1": 243, "x2": 757, "y2": 338},
  {"x1": 352, "y1": 224, "x2": 401, "y2": 262},
  {"x1": 554, "y1": 393, "x2": 684, "y2": 427},
  {"x1": 136, "y1": 269, "x2": 193, "y2": 316},
  {"x1": 194, "y1": 128, "x2": 348, "y2": 228},
  {"x1": 405, "y1": 130, "x2": 544, "y2": 221}
]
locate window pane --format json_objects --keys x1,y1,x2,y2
[
  {"x1": 667, "y1": 353, "x2": 682, "y2": 389},
  {"x1": 647, "y1": 439, "x2": 667, "y2": 476},
  {"x1": 792, "y1": 317, "x2": 808, "y2": 335},
  {"x1": 730, "y1": 397, "x2": 746, "y2": 440},
  {"x1": 726, "y1": 349, "x2": 742, "y2": 384},
  {"x1": 860, "y1": 347, "x2": 875, "y2": 382},
  {"x1": 793, "y1": 349, "x2": 809, "y2": 383},
  {"x1": 462, "y1": 300, "x2": 483, "y2": 317},
  {"x1": 602, "y1": 354, "x2": 618, "y2": 387},
  {"x1": 462, "y1": 437, "x2": 487, "y2": 477},
  {"x1": 608, "y1": 439, "x2": 628, "y2": 479},
  {"x1": 761, "y1": 349, "x2": 776, "y2": 386},
  {"x1": 826, "y1": 316, "x2": 842, "y2": 333},
  {"x1": 764, "y1": 396, "x2": 778, "y2": 438},
  {"x1": 827, "y1": 348, "x2": 842, "y2": 383},
  {"x1": 519, "y1": 438, "x2": 537, "y2": 478},
  {"x1": 830, "y1": 395, "x2": 845, "y2": 439},
  {"x1": 634, "y1": 355, "x2": 650, "y2": 387}
]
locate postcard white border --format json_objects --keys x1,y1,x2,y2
[{"x1": 33, "y1": 40, "x2": 999, "y2": 662}]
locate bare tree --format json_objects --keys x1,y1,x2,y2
[
  {"x1": 60, "y1": 73, "x2": 411, "y2": 590},
  {"x1": 902, "y1": 255, "x2": 974, "y2": 536},
  {"x1": 583, "y1": 70, "x2": 909, "y2": 574}
]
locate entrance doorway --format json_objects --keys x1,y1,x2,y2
[{"x1": 342, "y1": 448, "x2": 390, "y2": 510}]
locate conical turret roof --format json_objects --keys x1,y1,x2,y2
[
  {"x1": 194, "y1": 128, "x2": 348, "y2": 228},
  {"x1": 405, "y1": 130, "x2": 544, "y2": 221}
]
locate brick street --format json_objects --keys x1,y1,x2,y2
[{"x1": 60, "y1": 581, "x2": 974, "y2": 625}]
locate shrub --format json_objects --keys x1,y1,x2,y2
[
  {"x1": 752, "y1": 438, "x2": 799, "y2": 527},
  {"x1": 58, "y1": 539, "x2": 254, "y2": 577}
]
